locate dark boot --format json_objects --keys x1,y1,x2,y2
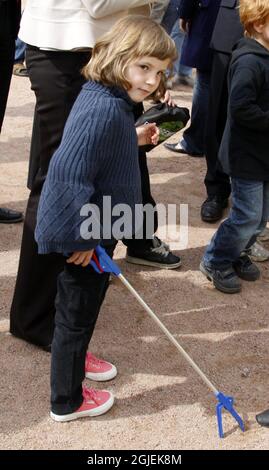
[{"x1": 201, "y1": 196, "x2": 228, "y2": 223}]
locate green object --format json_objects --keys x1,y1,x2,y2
[{"x1": 158, "y1": 121, "x2": 185, "y2": 142}]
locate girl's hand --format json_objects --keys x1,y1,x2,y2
[
  {"x1": 161, "y1": 90, "x2": 176, "y2": 107},
  {"x1": 67, "y1": 249, "x2": 94, "y2": 267},
  {"x1": 136, "y1": 123, "x2": 159, "y2": 146}
]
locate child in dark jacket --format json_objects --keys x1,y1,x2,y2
[
  {"x1": 35, "y1": 15, "x2": 176, "y2": 422},
  {"x1": 200, "y1": 0, "x2": 269, "y2": 294}
]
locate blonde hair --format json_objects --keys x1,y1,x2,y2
[
  {"x1": 83, "y1": 15, "x2": 177, "y2": 100},
  {"x1": 239, "y1": 0, "x2": 269, "y2": 36}
]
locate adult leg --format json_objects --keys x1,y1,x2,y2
[
  {"x1": 13, "y1": 36, "x2": 28, "y2": 77},
  {"x1": 10, "y1": 48, "x2": 91, "y2": 348},
  {"x1": 14, "y1": 37, "x2": 26, "y2": 63},
  {"x1": 201, "y1": 51, "x2": 231, "y2": 222},
  {"x1": 170, "y1": 19, "x2": 193, "y2": 83},
  {"x1": 0, "y1": 0, "x2": 23, "y2": 223},
  {"x1": 181, "y1": 70, "x2": 210, "y2": 155},
  {"x1": 165, "y1": 70, "x2": 210, "y2": 156}
]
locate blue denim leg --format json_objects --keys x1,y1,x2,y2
[
  {"x1": 161, "y1": 0, "x2": 181, "y2": 34},
  {"x1": 170, "y1": 20, "x2": 193, "y2": 77},
  {"x1": 203, "y1": 178, "x2": 269, "y2": 269},
  {"x1": 180, "y1": 70, "x2": 210, "y2": 154},
  {"x1": 14, "y1": 37, "x2": 26, "y2": 63}
]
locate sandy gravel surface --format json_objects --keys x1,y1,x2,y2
[{"x1": 0, "y1": 75, "x2": 269, "y2": 450}]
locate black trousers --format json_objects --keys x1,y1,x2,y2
[
  {"x1": 10, "y1": 48, "x2": 92, "y2": 347},
  {"x1": 0, "y1": 0, "x2": 16, "y2": 132},
  {"x1": 51, "y1": 243, "x2": 116, "y2": 415},
  {"x1": 204, "y1": 51, "x2": 231, "y2": 200},
  {"x1": 10, "y1": 47, "x2": 157, "y2": 349}
]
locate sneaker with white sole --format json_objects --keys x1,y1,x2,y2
[
  {"x1": 85, "y1": 352, "x2": 117, "y2": 381},
  {"x1": 126, "y1": 236, "x2": 181, "y2": 269},
  {"x1": 50, "y1": 386, "x2": 114, "y2": 422},
  {"x1": 245, "y1": 241, "x2": 269, "y2": 262}
]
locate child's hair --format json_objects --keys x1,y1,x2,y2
[
  {"x1": 83, "y1": 15, "x2": 177, "y2": 100},
  {"x1": 239, "y1": 0, "x2": 269, "y2": 37}
]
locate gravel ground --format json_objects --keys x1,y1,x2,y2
[{"x1": 0, "y1": 75, "x2": 269, "y2": 450}]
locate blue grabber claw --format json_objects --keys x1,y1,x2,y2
[
  {"x1": 90, "y1": 245, "x2": 121, "y2": 276},
  {"x1": 215, "y1": 391, "x2": 245, "y2": 438}
]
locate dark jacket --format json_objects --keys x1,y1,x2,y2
[
  {"x1": 179, "y1": 0, "x2": 221, "y2": 71},
  {"x1": 0, "y1": 0, "x2": 21, "y2": 38},
  {"x1": 210, "y1": 0, "x2": 243, "y2": 54},
  {"x1": 219, "y1": 38, "x2": 269, "y2": 180}
]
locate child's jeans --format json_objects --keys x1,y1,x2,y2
[
  {"x1": 51, "y1": 242, "x2": 116, "y2": 415},
  {"x1": 203, "y1": 178, "x2": 269, "y2": 269}
]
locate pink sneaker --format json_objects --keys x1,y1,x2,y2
[
  {"x1": 85, "y1": 352, "x2": 117, "y2": 381},
  {"x1": 50, "y1": 386, "x2": 114, "y2": 422}
]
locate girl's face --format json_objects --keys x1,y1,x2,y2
[{"x1": 125, "y1": 56, "x2": 170, "y2": 102}]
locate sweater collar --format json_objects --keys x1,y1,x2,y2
[{"x1": 84, "y1": 81, "x2": 136, "y2": 109}]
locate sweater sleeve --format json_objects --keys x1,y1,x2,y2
[
  {"x1": 229, "y1": 61, "x2": 269, "y2": 131},
  {"x1": 35, "y1": 102, "x2": 121, "y2": 254}
]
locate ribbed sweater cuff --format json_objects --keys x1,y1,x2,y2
[{"x1": 37, "y1": 239, "x2": 100, "y2": 255}]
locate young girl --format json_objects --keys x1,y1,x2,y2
[{"x1": 35, "y1": 15, "x2": 177, "y2": 422}]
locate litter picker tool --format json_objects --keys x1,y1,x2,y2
[{"x1": 90, "y1": 245, "x2": 245, "y2": 438}]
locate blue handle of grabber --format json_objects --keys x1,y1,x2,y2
[{"x1": 90, "y1": 245, "x2": 121, "y2": 276}]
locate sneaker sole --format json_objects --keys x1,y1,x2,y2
[
  {"x1": 85, "y1": 365, "x2": 117, "y2": 382},
  {"x1": 50, "y1": 393, "x2": 114, "y2": 422},
  {"x1": 126, "y1": 255, "x2": 181, "y2": 270},
  {"x1": 199, "y1": 262, "x2": 241, "y2": 294}
]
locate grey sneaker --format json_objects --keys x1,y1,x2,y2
[
  {"x1": 246, "y1": 241, "x2": 269, "y2": 262},
  {"x1": 257, "y1": 227, "x2": 269, "y2": 242}
]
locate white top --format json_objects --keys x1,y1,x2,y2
[{"x1": 19, "y1": 0, "x2": 150, "y2": 50}]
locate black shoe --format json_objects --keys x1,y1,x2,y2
[
  {"x1": 164, "y1": 142, "x2": 204, "y2": 157},
  {"x1": 199, "y1": 260, "x2": 241, "y2": 294},
  {"x1": 42, "y1": 344, "x2": 52, "y2": 353},
  {"x1": 256, "y1": 409, "x2": 269, "y2": 427},
  {"x1": 0, "y1": 207, "x2": 23, "y2": 224},
  {"x1": 126, "y1": 236, "x2": 181, "y2": 269},
  {"x1": 201, "y1": 196, "x2": 228, "y2": 223},
  {"x1": 233, "y1": 255, "x2": 260, "y2": 281}
]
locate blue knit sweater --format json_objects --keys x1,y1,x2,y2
[{"x1": 35, "y1": 81, "x2": 142, "y2": 254}]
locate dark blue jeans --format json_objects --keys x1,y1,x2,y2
[
  {"x1": 14, "y1": 36, "x2": 26, "y2": 63},
  {"x1": 161, "y1": 0, "x2": 192, "y2": 78},
  {"x1": 181, "y1": 70, "x2": 210, "y2": 155},
  {"x1": 51, "y1": 243, "x2": 116, "y2": 415},
  {"x1": 203, "y1": 178, "x2": 269, "y2": 269}
]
